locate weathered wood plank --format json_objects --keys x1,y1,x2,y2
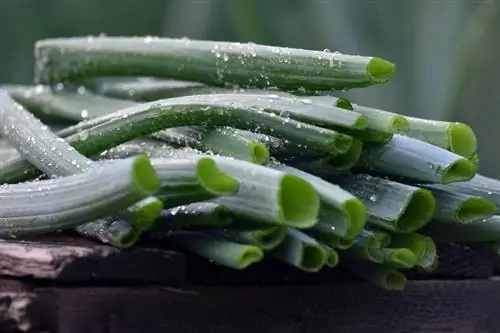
[
  {"x1": 0, "y1": 291, "x2": 36, "y2": 332},
  {"x1": 29, "y1": 280, "x2": 500, "y2": 333},
  {"x1": 0, "y1": 237, "x2": 185, "y2": 284}
]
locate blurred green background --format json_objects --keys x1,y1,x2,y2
[{"x1": 1, "y1": 0, "x2": 499, "y2": 176}]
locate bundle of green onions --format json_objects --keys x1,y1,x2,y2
[{"x1": 0, "y1": 36, "x2": 496, "y2": 292}]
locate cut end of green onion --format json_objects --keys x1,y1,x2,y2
[
  {"x1": 382, "y1": 270, "x2": 407, "y2": 291},
  {"x1": 442, "y1": 158, "x2": 476, "y2": 184},
  {"x1": 130, "y1": 197, "x2": 164, "y2": 230},
  {"x1": 249, "y1": 142, "x2": 270, "y2": 165},
  {"x1": 251, "y1": 226, "x2": 287, "y2": 250},
  {"x1": 196, "y1": 157, "x2": 240, "y2": 195},
  {"x1": 419, "y1": 238, "x2": 437, "y2": 270},
  {"x1": 132, "y1": 155, "x2": 162, "y2": 195},
  {"x1": 332, "y1": 134, "x2": 354, "y2": 154},
  {"x1": 396, "y1": 189, "x2": 435, "y2": 233},
  {"x1": 448, "y1": 122, "x2": 477, "y2": 158},
  {"x1": 326, "y1": 249, "x2": 339, "y2": 267},
  {"x1": 300, "y1": 244, "x2": 327, "y2": 272},
  {"x1": 469, "y1": 153, "x2": 480, "y2": 170},
  {"x1": 343, "y1": 198, "x2": 367, "y2": 240},
  {"x1": 352, "y1": 115, "x2": 369, "y2": 130},
  {"x1": 387, "y1": 249, "x2": 417, "y2": 269},
  {"x1": 106, "y1": 224, "x2": 142, "y2": 249},
  {"x1": 334, "y1": 97, "x2": 353, "y2": 110},
  {"x1": 367, "y1": 57, "x2": 396, "y2": 83},
  {"x1": 214, "y1": 205, "x2": 234, "y2": 226},
  {"x1": 370, "y1": 231, "x2": 392, "y2": 249},
  {"x1": 327, "y1": 139, "x2": 363, "y2": 171},
  {"x1": 337, "y1": 237, "x2": 356, "y2": 249},
  {"x1": 235, "y1": 245, "x2": 264, "y2": 269},
  {"x1": 278, "y1": 174, "x2": 320, "y2": 228},
  {"x1": 455, "y1": 197, "x2": 496, "y2": 223},
  {"x1": 388, "y1": 115, "x2": 410, "y2": 133}
]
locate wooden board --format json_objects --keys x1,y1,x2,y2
[{"x1": 0, "y1": 236, "x2": 499, "y2": 332}]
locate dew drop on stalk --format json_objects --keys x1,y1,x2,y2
[
  {"x1": 81, "y1": 110, "x2": 89, "y2": 118},
  {"x1": 77, "y1": 86, "x2": 87, "y2": 95}
]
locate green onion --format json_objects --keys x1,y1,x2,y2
[
  {"x1": 211, "y1": 226, "x2": 287, "y2": 251},
  {"x1": 323, "y1": 245, "x2": 340, "y2": 267},
  {"x1": 85, "y1": 77, "x2": 209, "y2": 101},
  {"x1": 422, "y1": 216, "x2": 500, "y2": 242},
  {"x1": 0, "y1": 91, "x2": 163, "y2": 233},
  {"x1": 152, "y1": 153, "x2": 320, "y2": 228},
  {"x1": 358, "y1": 134, "x2": 476, "y2": 184},
  {"x1": 4, "y1": 84, "x2": 136, "y2": 123},
  {"x1": 269, "y1": 228, "x2": 328, "y2": 272},
  {"x1": 424, "y1": 185, "x2": 496, "y2": 223},
  {"x1": 347, "y1": 229, "x2": 417, "y2": 268},
  {"x1": 469, "y1": 153, "x2": 480, "y2": 169},
  {"x1": 305, "y1": 230, "x2": 355, "y2": 250},
  {"x1": 76, "y1": 218, "x2": 141, "y2": 249},
  {"x1": 163, "y1": 232, "x2": 264, "y2": 269},
  {"x1": 310, "y1": 96, "x2": 410, "y2": 133},
  {"x1": 431, "y1": 174, "x2": 500, "y2": 213},
  {"x1": 341, "y1": 255, "x2": 407, "y2": 291},
  {"x1": 0, "y1": 95, "x2": 352, "y2": 184},
  {"x1": 35, "y1": 37, "x2": 395, "y2": 91},
  {"x1": 334, "y1": 173, "x2": 435, "y2": 232},
  {"x1": 290, "y1": 139, "x2": 364, "y2": 175},
  {"x1": 152, "y1": 126, "x2": 270, "y2": 164},
  {"x1": 153, "y1": 202, "x2": 233, "y2": 229},
  {"x1": 0, "y1": 155, "x2": 160, "y2": 236},
  {"x1": 402, "y1": 116, "x2": 477, "y2": 158},
  {"x1": 273, "y1": 164, "x2": 366, "y2": 238},
  {"x1": 389, "y1": 232, "x2": 437, "y2": 270}
]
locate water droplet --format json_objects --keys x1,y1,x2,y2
[
  {"x1": 77, "y1": 86, "x2": 87, "y2": 95},
  {"x1": 222, "y1": 54, "x2": 229, "y2": 61},
  {"x1": 81, "y1": 110, "x2": 89, "y2": 118},
  {"x1": 369, "y1": 195, "x2": 377, "y2": 202},
  {"x1": 144, "y1": 36, "x2": 153, "y2": 43}
]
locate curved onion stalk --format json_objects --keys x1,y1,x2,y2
[
  {"x1": 209, "y1": 226, "x2": 287, "y2": 251},
  {"x1": 270, "y1": 228, "x2": 328, "y2": 272},
  {"x1": 0, "y1": 92, "x2": 162, "y2": 241},
  {"x1": 35, "y1": 37, "x2": 395, "y2": 91},
  {"x1": 358, "y1": 134, "x2": 476, "y2": 184},
  {"x1": 333, "y1": 174, "x2": 435, "y2": 232},
  {"x1": 431, "y1": 174, "x2": 500, "y2": 214},
  {"x1": 5, "y1": 87, "x2": 334, "y2": 164},
  {"x1": 84, "y1": 78, "x2": 357, "y2": 111},
  {"x1": 422, "y1": 216, "x2": 500, "y2": 242},
  {"x1": 424, "y1": 185, "x2": 496, "y2": 223},
  {"x1": 160, "y1": 231, "x2": 264, "y2": 269},
  {"x1": 0, "y1": 156, "x2": 160, "y2": 236},
  {"x1": 152, "y1": 202, "x2": 233, "y2": 229},
  {"x1": 0, "y1": 95, "x2": 354, "y2": 184},
  {"x1": 402, "y1": 116, "x2": 477, "y2": 158}
]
